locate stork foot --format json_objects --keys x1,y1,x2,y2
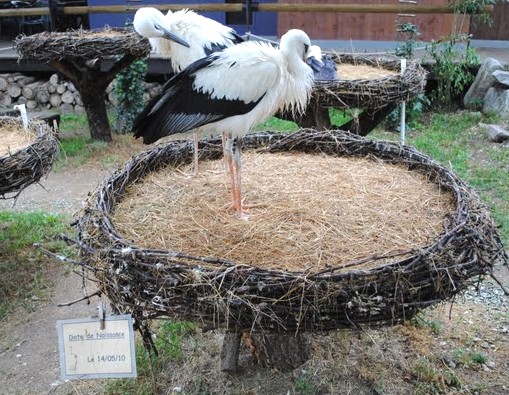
[{"x1": 222, "y1": 198, "x2": 251, "y2": 220}]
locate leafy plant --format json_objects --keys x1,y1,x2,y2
[
  {"x1": 384, "y1": 93, "x2": 430, "y2": 132},
  {"x1": 427, "y1": 36, "x2": 479, "y2": 108},
  {"x1": 113, "y1": 21, "x2": 148, "y2": 135},
  {"x1": 396, "y1": 23, "x2": 420, "y2": 59},
  {"x1": 449, "y1": 0, "x2": 498, "y2": 31}
]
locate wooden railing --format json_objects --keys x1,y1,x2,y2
[{"x1": 0, "y1": 3, "x2": 495, "y2": 17}]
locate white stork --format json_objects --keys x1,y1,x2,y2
[
  {"x1": 132, "y1": 29, "x2": 314, "y2": 219},
  {"x1": 133, "y1": 7, "x2": 244, "y2": 72},
  {"x1": 133, "y1": 7, "x2": 245, "y2": 174},
  {"x1": 306, "y1": 45, "x2": 338, "y2": 81}
]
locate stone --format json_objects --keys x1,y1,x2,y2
[
  {"x1": 487, "y1": 124, "x2": 509, "y2": 143},
  {"x1": 464, "y1": 57, "x2": 503, "y2": 108},
  {"x1": 483, "y1": 87, "x2": 509, "y2": 118},
  {"x1": 493, "y1": 70, "x2": 509, "y2": 88}
]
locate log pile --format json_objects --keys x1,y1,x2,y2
[{"x1": 0, "y1": 72, "x2": 163, "y2": 114}]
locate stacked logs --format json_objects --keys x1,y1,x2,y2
[
  {"x1": 0, "y1": 72, "x2": 84, "y2": 114},
  {"x1": 0, "y1": 72, "x2": 163, "y2": 113}
]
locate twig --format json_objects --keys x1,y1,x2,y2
[{"x1": 57, "y1": 290, "x2": 102, "y2": 307}]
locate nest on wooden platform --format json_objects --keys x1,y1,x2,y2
[
  {"x1": 72, "y1": 130, "x2": 506, "y2": 348},
  {"x1": 312, "y1": 53, "x2": 427, "y2": 110},
  {"x1": 0, "y1": 116, "x2": 58, "y2": 198},
  {"x1": 14, "y1": 28, "x2": 150, "y2": 62}
]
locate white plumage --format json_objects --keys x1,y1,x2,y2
[
  {"x1": 133, "y1": 7, "x2": 243, "y2": 72},
  {"x1": 132, "y1": 29, "x2": 314, "y2": 218}
]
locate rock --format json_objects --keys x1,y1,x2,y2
[
  {"x1": 464, "y1": 57, "x2": 503, "y2": 108},
  {"x1": 487, "y1": 124, "x2": 509, "y2": 143},
  {"x1": 483, "y1": 87, "x2": 509, "y2": 118},
  {"x1": 493, "y1": 70, "x2": 509, "y2": 88}
]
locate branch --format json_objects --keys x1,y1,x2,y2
[
  {"x1": 57, "y1": 290, "x2": 102, "y2": 307},
  {"x1": 48, "y1": 59, "x2": 82, "y2": 85},
  {"x1": 104, "y1": 53, "x2": 141, "y2": 85}
]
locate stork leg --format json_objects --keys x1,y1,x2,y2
[
  {"x1": 223, "y1": 132, "x2": 249, "y2": 220},
  {"x1": 193, "y1": 130, "x2": 200, "y2": 176}
]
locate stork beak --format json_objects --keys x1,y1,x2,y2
[{"x1": 157, "y1": 25, "x2": 190, "y2": 48}]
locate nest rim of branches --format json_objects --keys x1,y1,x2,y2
[
  {"x1": 74, "y1": 129, "x2": 506, "y2": 338},
  {"x1": 14, "y1": 27, "x2": 151, "y2": 62},
  {"x1": 313, "y1": 53, "x2": 427, "y2": 110},
  {"x1": 0, "y1": 116, "x2": 58, "y2": 199}
]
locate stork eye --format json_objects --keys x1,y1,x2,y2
[{"x1": 304, "y1": 44, "x2": 309, "y2": 53}]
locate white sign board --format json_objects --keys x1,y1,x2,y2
[{"x1": 57, "y1": 314, "x2": 137, "y2": 380}]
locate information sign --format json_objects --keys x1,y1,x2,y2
[{"x1": 57, "y1": 314, "x2": 137, "y2": 380}]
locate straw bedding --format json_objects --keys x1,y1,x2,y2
[
  {"x1": 73, "y1": 130, "x2": 506, "y2": 347},
  {"x1": 0, "y1": 117, "x2": 58, "y2": 198},
  {"x1": 14, "y1": 28, "x2": 150, "y2": 62},
  {"x1": 112, "y1": 152, "x2": 454, "y2": 273}
]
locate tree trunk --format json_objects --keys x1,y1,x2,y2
[
  {"x1": 277, "y1": 100, "x2": 332, "y2": 131},
  {"x1": 295, "y1": 102, "x2": 332, "y2": 130},
  {"x1": 342, "y1": 103, "x2": 397, "y2": 136},
  {"x1": 220, "y1": 331, "x2": 242, "y2": 372},
  {"x1": 80, "y1": 86, "x2": 112, "y2": 142},
  {"x1": 246, "y1": 333, "x2": 312, "y2": 372}
]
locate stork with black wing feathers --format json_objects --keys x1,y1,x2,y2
[{"x1": 132, "y1": 29, "x2": 314, "y2": 219}]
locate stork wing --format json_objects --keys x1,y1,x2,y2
[{"x1": 132, "y1": 53, "x2": 268, "y2": 145}]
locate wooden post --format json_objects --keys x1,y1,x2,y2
[{"x1": 220, "y1": 331, "x2": 242, "y2": 372}]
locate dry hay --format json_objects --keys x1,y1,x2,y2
[
  {"x1": 112, "y1": 152, "x2": 454, "y2": 273},
  {"x1": 0, "y1": 121, "x2": 36, "y2": 156},
  {"x1": 0, "y1": 117, "x2": 58, "y2": 198},
  {"x1": 72, "y1": 130, "x2": 507, "y2": 346},
  {"x1": 337, "y1": 63, "x2": 398, "y2": 81},
  {"x1": 14, "y1": 28, "x2": 150, "y2": 62},
  {"x1": 312, "y1": 53, "x2": 427, "y2": 110}
]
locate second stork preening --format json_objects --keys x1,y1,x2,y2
[
  {"x1": 132, "y1": 29, "x2": 315, "y2": 219},
  {"x1": 133, "y1": 7, "x2": 244, "y2": 72}
]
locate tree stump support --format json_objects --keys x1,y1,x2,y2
[{"x1": 220, "y1": 331, "x2": 242, "y2": 372}]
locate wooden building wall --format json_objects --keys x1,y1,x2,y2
[
  {"x1": 277, "y1": 0, "x2": 469, "y2": 42},
  {"x1": 470, "y1": 2, "x2": 509, "y2": 40}
]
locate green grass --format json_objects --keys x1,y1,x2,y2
[
  {"x1": 257, "y1": 116, "x2": 299, "y2": 132},
  {"x1": 104, "y1": 321, "x2": 197, "y2": 395},
  {"x1": 56, "y1": 136, "x2": 109, "y2": 168},
  {"x1": 59, "y1": 113, "x2": 89, "y2": 135},
  {"x1": 0, "y1": 211, "x2": 70, "y2": 318}
]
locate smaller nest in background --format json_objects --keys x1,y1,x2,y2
[
  {"x1": 312, "y1": 53, "x2": 427, "y2": 110},
  {"x1": 73, "y1": 130, "x2": 507, "y2": 346},
  {"x1": 14, "y1": 28, "x2": 151, "y2": 62},
  {"x1": 0, "y1": 117, "x2": 58, "y2": 198}
]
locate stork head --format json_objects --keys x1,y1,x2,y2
[
  {"x1": 133, "y1": 7, "x2": 190, "y2": 48},
  {"x1": 280, "y1": 29, "x2": 312, "y2": 63}
]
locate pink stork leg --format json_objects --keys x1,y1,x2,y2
[{"x1": 223, "y1": 132, "x2": 249, "y2": 220}]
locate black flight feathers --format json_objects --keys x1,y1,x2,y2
[
  {"x1": 132, "y1": 54, "x2": 263, "y2": 145},
  {"x1": 204, "y1": 32, "x2": 244, "y2": 56}
]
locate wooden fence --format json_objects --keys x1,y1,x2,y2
[{"x1": 0, "y1": 2, "x2": 496, "y2": 41}]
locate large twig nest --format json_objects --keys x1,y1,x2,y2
[
  {"x1": 74, "y1": 130, "x2": 506, "y2": 345},
  {"x1": 0, "y1": 117, "x2": 58, "y2": 198},
  {"x1": 313, "y1": 53, "x2": 427, "y2": 110},
  {"x1": 14, "y1": 28, "x2": 150, "y2": 61}
]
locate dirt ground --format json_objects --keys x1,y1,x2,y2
[{"x1": 0, "y1": 148, "x2": 508, "y2": 395}]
